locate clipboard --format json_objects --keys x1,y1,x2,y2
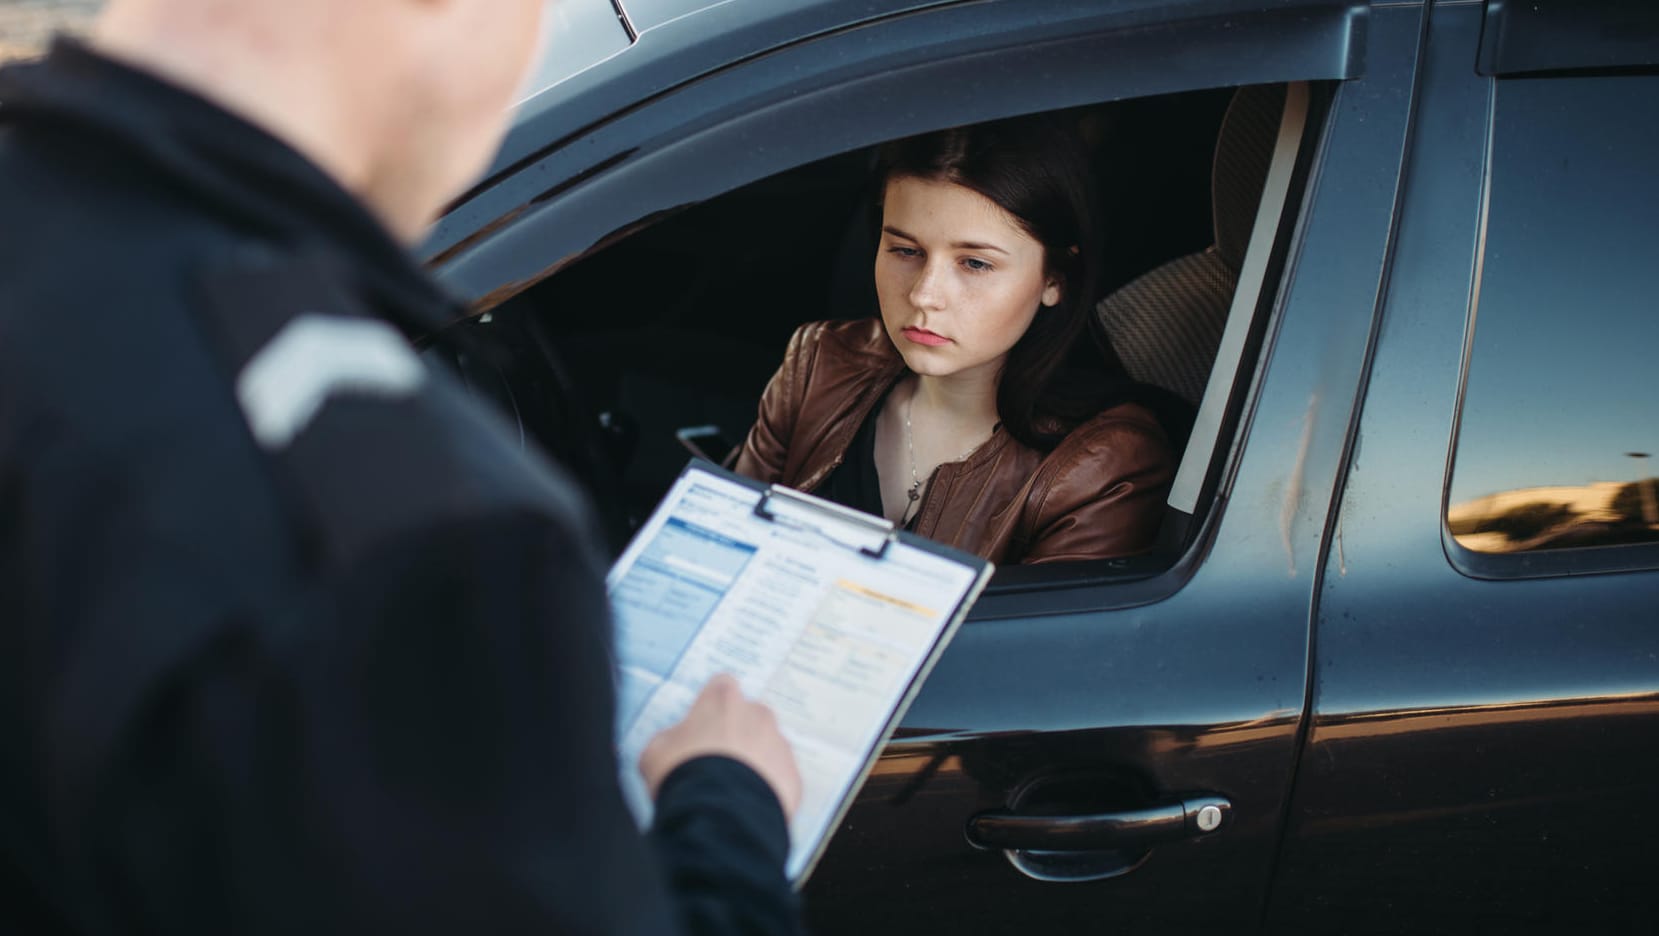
[{"x1": 607, "y1": 459, "x2": 993, "y2": 884}]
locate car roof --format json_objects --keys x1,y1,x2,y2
[
  {"x1": 494, "y1": 0, "x2": 1369, "y2": 185},
  {"x1": 517, "y1": 0, "x2": 970, "y2": 106},
  {"x1": 617, "y1": 0, "x2": 953, "y2": 36}
]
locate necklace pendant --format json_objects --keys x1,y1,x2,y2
[{"x1": 907, "y1": 483, "x2": 921, "y2": 503}]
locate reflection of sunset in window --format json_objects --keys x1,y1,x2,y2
[{"x1": 1449, "y1": 478, "x2": 1659, "y2": 554}]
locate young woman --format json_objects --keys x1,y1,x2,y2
[{"x1": 734, "y1": 115, "x2": 1174, "y2": 564}]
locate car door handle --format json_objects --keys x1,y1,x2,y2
[{"x1": 966, "y1": 795, "x2": 1231, "y2": 852}]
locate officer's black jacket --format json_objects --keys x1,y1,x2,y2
[{"x1": 0, "y1": 41, "x2": 800, "y2": 935}]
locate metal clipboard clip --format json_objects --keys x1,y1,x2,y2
[{"x1": 753, "y1": 485, "x2": 897, "y2": 560}]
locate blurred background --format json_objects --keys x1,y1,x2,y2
[{"x1": 1, "y1": 0, "x2": 103, "y2": 63}]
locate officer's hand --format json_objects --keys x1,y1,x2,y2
[{"x1": 639, "y1": 674, "x2": 803, "y2": 820}]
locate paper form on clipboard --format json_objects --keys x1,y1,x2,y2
[{"x1": 607, "y1": 459, "x2": 993, "y2": 883}]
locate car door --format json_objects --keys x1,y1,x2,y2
[
  {"x1": 800, "y1": 8, "x2": 1433, "y2": 934},
  {"x1": 429, "y1": 1, "x2": 1426, "y2": 932},
  {"x1": 1265, "y1": 1, "x2": 1659, "y2": 931}
]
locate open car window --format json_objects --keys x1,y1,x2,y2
[
  {"x1": 436, "y1": 80, "x2": 1325, "y2": 594},
  {"x1": 428, "y1": 2, "x2": 1354, "y2": 602}
]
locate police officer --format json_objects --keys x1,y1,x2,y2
[{"x1": 0, "y1": 1, "x2": 803, "y2": 933}]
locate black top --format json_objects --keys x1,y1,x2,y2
[
  {"x1": 815, "y1": 395, "x2": 888, "y2": 519},
  {"x1": 814, "y1": 385, "x2": 921, "y2": 530},
  {"x1": 0, "y1": 41, "x2": 799, "y2": 936}
]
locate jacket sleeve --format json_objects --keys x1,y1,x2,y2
[
  {"x1": 82, "y1": 507, "x2": 799, "y2": 936},
  {"x1": 650, "y1": 757, "x2": 801, "y2": 936},
  {"x1": 1021, "y1": 409, "x2": 1175, "y2": 564},
  {"x1": 732, "y1": 323, "x2": 820, "y2": 484}
]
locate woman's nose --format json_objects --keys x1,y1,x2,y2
[{"x1": 909, "y1": 259, "x2": 948, "y2": 311}]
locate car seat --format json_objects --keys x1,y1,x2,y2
[{"x1": 1095, "y1": 83, "x2": 1288, "y2": 416}]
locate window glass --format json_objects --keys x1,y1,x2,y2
[{"x1": 1448, "y1": 75, "x2": 1659, "y2": 559}]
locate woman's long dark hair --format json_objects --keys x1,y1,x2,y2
[{"x1": 876, "y1": 114, "x2": 1126, "y2": 451}]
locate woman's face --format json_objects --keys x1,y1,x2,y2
[{"x1": 875, "y1": 175, "x2": 1061, "y2": 385}]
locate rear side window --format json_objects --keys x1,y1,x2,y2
[{"x1": 1446, "y1": 74, "x2": 1659, "y2": 572}]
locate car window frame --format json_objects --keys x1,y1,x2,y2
[
  {"x1": 431, "y1": 1, "x2": 1363, "y2": 612},
  {"x1": 1441, "y1": 67, "x2": 1659, "y2": 581},
  {"x1": 1476, "y1": 0, "x2": 1659, "y2": 77}
]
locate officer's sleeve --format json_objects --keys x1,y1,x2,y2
[
  {"x1": 650, "y1": 756, "x2": 800, "y2": 935},
  {"x1": 305, "y1": 507, "x2": 803, "y2": 935},
  {"x1": 95, "y1": 507, "x2": 800, "y2": 935}
]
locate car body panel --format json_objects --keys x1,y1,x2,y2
[
  {"x1": 521, "y1": 0, "x2": 632, "y2": 98},
  {"x1": 618, "y1": 0, "x2": 960, "y2": 36},
  {"x1": 493, "y1": 0, "x2": 1363, "y2": 180},
  {"x1": 1264, "y1": 3, "x2": 1659, "y2": 930},
  {"x1": 1477, "y1": 0, "x2": 1659, "y2": 76}
]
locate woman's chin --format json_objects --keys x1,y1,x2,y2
[{"x1": 895, "y1": 347, "x2": 954, "y2": 377}]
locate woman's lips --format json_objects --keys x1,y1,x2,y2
[{"x1": 902, "y1": 326, "x2": 951, "y2": 347}]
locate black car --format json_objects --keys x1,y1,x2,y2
[{"x1": 424, "y1": 0, "x2": 1659, "y2": 931}]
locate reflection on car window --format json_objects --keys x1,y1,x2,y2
[{"x1": 1447, "y1": 75, "x2": 1659, "y2": 559}]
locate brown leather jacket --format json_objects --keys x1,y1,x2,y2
[{"x1": 733, "y1": 319, "x2": 1175, "y2": 565}]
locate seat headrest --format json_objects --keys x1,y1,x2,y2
[{"x1": 1212, "y1": 84, "x2": 1288, "y2": 271}]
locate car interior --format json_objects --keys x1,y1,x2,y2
[{"x1": 438, "y1": 81, "x2": 1317, "y2": 572}]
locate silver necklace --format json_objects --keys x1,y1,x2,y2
[
  {"x1": 903, "y1": 387, "x2": 983, "y2": 523},
  {"x1": 904, "y1": 392, "x2": 924, "y2": 516}
]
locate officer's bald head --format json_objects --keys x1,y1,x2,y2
[{"x1": 93, "y1": 0, "x2": 549, "y2": 242}]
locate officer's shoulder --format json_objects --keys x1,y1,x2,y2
[
  {"x1": 194, "y1": 243, "x2": 380, "y2": 353},
  {"x1": 0, "y1": 174, "x2": 280, "y2": 457},
  {"x1": 195, "y1": 247, "x2": 600, "y2": 566}
]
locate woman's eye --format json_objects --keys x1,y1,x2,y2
[
  {"x1": 962, "y1": 257, "x2": 993, "y2": 272},
  {"x1": 887, "y1": 246, "x2": 921, "y2": 259}
]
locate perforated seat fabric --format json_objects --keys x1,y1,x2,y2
[
  {"x1": 1097, "y1": 248, "x2": 1237, "y2": 407},
  {"x1": 1096, "y1": 84, "x2": 1287, "y2": 408}
]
